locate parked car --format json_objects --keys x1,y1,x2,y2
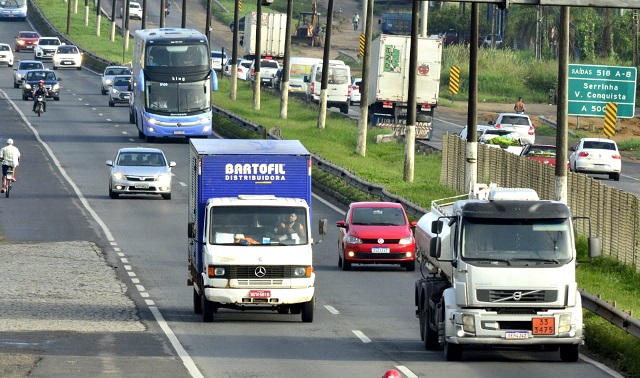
[
  {"x1": 108, "y1": 75, "x2": 132, "y2": 107},
  {"x1": 336, "y1": 201, "x2": 417, "y2": 271},
  {"x1": 101, "y1": 65, "x2": 131, "y2": 95},
  {"x1": 249, "y1": 58, "x2": 280, "y2": 87},
  {"x1": 488, "y1": 112, "x2": 535, "y2": 145},
  {"x1": 349, "y1": 77, "x2": 361, "y2": 105},
  {"x1": 210, "y1": 50, "x2": 227, "y2": 71},
  {"x1": 22, "y1": 69, "x2": 60, "y2": 101},
  {"x1": 120, "y1": 1, "x2": 142, "y2": 19},
  {"x1": 520, "y1": 144, "x2": 569, "y2": 168},
  {"x1": 569, "y1": 138, "x2": 621, "y2": 181},
  {"x1": 13, "y1": 59, "x2": 45, "y2": 88},
  {"x1": 0, "y1": 43, "x2": 14, "y2": 67},
  {"x1": 223, "y1": 58, "x2": 251, "y2": 80},
  {"x1": 15, "y1": 31, "x2": 40, "y2": 52},
  {"x1": 106, "y1": 147, "x2": 176, "y2": 200},
  {"x1": 52, "y1": 45, "x2": 82, "y2": 70},
  {"x1": 459, "y1": 125, "x2": 519, "y2": 143},
  {"x1": 482, "y1": 34, "x2": 503, "y2": 48},
  {"x1": 33, "y1": 36, "x2": 62, "y2": 60}
]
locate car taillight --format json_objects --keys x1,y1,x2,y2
[
  {"x1": 348, "y1": 86, "x2": 351, "y2": 96},
  {"x1": 612, "y1": 154, "x2": 621, "y2": 159},
  {"x1": 528, "y1": 125, "x2": 535, "y2": 135},
  {"x1": 578, "y1": 152, "x2": 589, "y2": 157},
  {"x1": 311, "y1": 82, "x2": 315, "y2": 93},
  {"x1": 494, "y1": 124, "x2": 501, "y2": 129}
]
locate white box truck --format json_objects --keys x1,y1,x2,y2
[
  {"x1": 242, "y1": 12, "x2": 287, "y2": 59},
  {"x1": 367, "y1": 34, "x2": 442, "y2": 140}
]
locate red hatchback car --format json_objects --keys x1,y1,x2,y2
[
  {"x1": 15, "y1": 31, "x2": 40, "y2": 52},
  {"x1": 337, "y1": 202, "x2": 417, "y2": 271}
]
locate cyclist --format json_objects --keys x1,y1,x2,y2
[
  {"x1": 32, "y1": 80, "x2": 48, "y2": 113},
  {"x1": 0, "y1": 138, "x2": 21, "y2": 193}
]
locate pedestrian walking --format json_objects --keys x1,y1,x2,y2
[
  {"x1": 514, "y1": 97, "x2": 526, "y2": 114},
  {"x1": 353, "y1": 13, "x2": 360, "y2": 31}
]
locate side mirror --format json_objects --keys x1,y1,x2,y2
[
  {"x1": 188, "y1": 222, "x2": 196, "y2": 239},
  {"x1": 318, "y1": 219, "x2": 328, "y2": 235},
  {"x1": 429, "y1": 237, "x2": 441, "y2": 258},
  {"x1": 431, "y1": 220, "x2": 443, "y2": 234},
  {"x1": 303, "y1": 75, "x2": 309, "y2": 83}
]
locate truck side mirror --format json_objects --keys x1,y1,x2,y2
[
  {"x1": 431, "y1": 220, "x2": 443, "y2": 234},
  {"x1": 303, "y1": 75, "x2": 309, "y2": 83},
  {"x1": 429, "y1": 237, "x2": 441, "y2": 258},
  {"x1": 588, "y1": 236, "x2": 601, "y2": 259},
  {"x1": 318, "y1": 219, "x2": 328, "y2": 235},
  {"x1": 188, "y1": 222, "x2": 196, "y2": 239}
]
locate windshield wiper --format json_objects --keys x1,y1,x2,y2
[
  {"x1": 464, "y1": 257, "x2": 511, "y2": 266},
  {"x1": 511, "y1": 258, "x2": 560, "y2": 264}
]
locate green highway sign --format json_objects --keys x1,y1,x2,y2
[{"x1": 568, "y1": 64, "x2": 637, "y2": 118}]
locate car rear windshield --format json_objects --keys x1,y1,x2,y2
[
  {"x1": 583, "y1": 141, "x2": 617, "y2": 150},
  {"x1": 262, "y1": 60, "x2": 279, "y2": 69},
  {"x1": 500, "y1": 116, "x2": 530, "y2": 125}
]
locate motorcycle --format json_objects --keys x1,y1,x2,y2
[
  {"x1": 5, "y1": 167, "x2": 13, "y2": 198},
  {"x1": 34, "y1": 95, "x2": 45, "y2": 117}
]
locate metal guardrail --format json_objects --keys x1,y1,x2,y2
[{"x1": 211, "y1": 104, "x2": 640, "y2": 339}]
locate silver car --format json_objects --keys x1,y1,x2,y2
[
  {"x1": 13, "y1": 59, "x2": 44, "y2": 88},
  {"x1": 106, "y1": 147, "x2": 176, "y2": 200},
  {"x1": 108, "y1": 75, "x2": 132, "y2": 107},
  {"x1": 101, "y1": 65, "x2": 131, "y2": 95}
]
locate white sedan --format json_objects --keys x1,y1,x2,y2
[
  {"x1": 52, "y1": 45, "x2": 82, "y2": 70},
  {"x1": 569, "y1": 137, "x2": 621, "y2": 181},
  {"x1": 223, "y1": 59, "x2": 251, "y2": 80},
  {"x1": 0, "y1": 43, "x2": 14, "y2": 67},
  {"x1": 489, "y1": 113, "x2": 535, "y2": 145}
]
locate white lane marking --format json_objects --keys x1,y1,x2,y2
[
  {"x1": 324, "y1": 305, "x2": 339, "y2": 314},
  {"x1": 131, "y1": 278, "x2": 140, "y2": 284},
  {"x1": 352, "y1": 330, "x2": 371, "y2": 343},
  {"x1": 579, "y1": 354, "x2": 625, "y2": 378},
  {"x1": 434, "y1": 116, "x2": 465, "y2": 128},
  {"x1": 127, "y1": 271, "x2": 136, "y2": 277},
  {"x1": 396, "y1": 366, "x2": 418, "y2": 378},
  {"x1": 121, "y1": 258, "x2": 129, "y2": 263},
  {"x1": 313, "y1": 192, "x2": 346, "y2": 215},
  {"x1": 1, "y1": 88, "x2": 206, "y2": 377},
  {"x1": 145, "y1": 299, "x2": 155, "y2": 306},
  {"x1": 135, "y1": 285, "x2": 146, "y2": 292},
  {"x1": 117, "y1": 252, "x2": 124, "y2": 257},
  {"x1": 179, "y1": 182, "x2": 187, "y2": 187}
]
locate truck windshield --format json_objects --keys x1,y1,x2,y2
[
  {"x1": 209, "y1": 206, "x2": 308, "y2": 246},
  {"x1": 461, "y1": 218, "x2": 572, "y2": 265}
]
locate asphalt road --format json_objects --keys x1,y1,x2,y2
[{"x1": 0, "y1": 8, "x2": 631, "y2": 378}]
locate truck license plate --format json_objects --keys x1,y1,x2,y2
[
  {"x1": 372, "y1": 247, "x2": 390, "y2": 253},
  {"x1": 250, "y1": 290, "x2": 271, "y2": 298},
  {"x1": 532, "y1": 317, "x2": 555, "y2": 335},
  {"x1": 505, "y1": 331, "x2": 529, "y2": 339}
]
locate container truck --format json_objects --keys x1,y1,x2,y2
[
  {"x1": 242, "y1": 12, "x2": 287, "y2": 59},
  {"x1": 414, "y1": 183, "x2": 600, "y2": 361},
  {"x1": 188, "y1": 139, "x2": 325, "y2": 323},
  {"x1": 368, "y1": 34, "x2": 442, "y2": 140}
]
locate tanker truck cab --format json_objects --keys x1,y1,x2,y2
[{"x1": 415, "y1": 184, "x2": 601, "y2": 362}]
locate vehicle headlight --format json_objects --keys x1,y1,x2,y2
[
  {"x1": 17, "y1": 40, "x2": 25, "y2": 45},
  {"x1": 16, "y1": 73, "x2": 22, "y2": 79},
  {"x1": 24, "y1": 83, "x2": 31, "y2": 90},
  {"x1": 462, "y1": 313, "x2": 476, "y2": 333},
  {"x1": 292, "y1": 266, "x2": 312, "y2": 278},
  {"x1": 558, "y1": 313, "x2": 572, "y2": 334},
  {"x1": 156, "y1": 173, "x2": 171, "y2": 182},
  {"x1": 52, "y1": 84, "x2": 59, "y2": 90},
  {"x1": 399, "y1": 236, "x2": 414, "y2": 245},
  {"x1": 105, "y1": 79, "x2": 113, "y2": 85},
  {"x1": 112, "y1": 171, "x2": 125, "y2": 180},
  {"x1": 111, "y1": 88, "x2": 120, "y2": 95},
  {"x1": 346, "y1": 235, "x2": 362, "y2": 244}
]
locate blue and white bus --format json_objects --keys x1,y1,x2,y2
[
  {"x1": 130, "y1": 28, "x2": 218, "y2": 141},
  {"x1": 0, "y1": 0, "x2": 28, "y2": 20}
]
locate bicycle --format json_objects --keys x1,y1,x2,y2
[{"x1": 5, "y1": 167, "x2": 13, "y2": 198}]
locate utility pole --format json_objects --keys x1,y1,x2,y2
[
  {"x1": 205, "y1": 0, "x2": 211, "y2": 42},
  {"x1": 124, "y1": 0, "x2": 130, "y2": 52},
  {"x1": 465, "y1": 3, "x2": 479, "y2": 192},
  {"x1": 96, "y1": 0, "x2": 102, "y2": 36},
  {"x1": 141, "y1": 0, "x2": 146, "y2": 29},
  {"x1": 181, "y1": 0, "x2": 187, "y2": 28},
  {"x1": 356, "y1": 0, "x2": 373, "y2": 156},
  {"x1": 110, "y1": 0, "x2": 116, "y2": 41},
  {"x1": 555, "y1": 6, "x2": 570, "y2": 204},
  {"x1": 634, "y1": 10, "x2": 638, "y2": 68},
  {"x1": 318, "y1": 0, "x2": 334, "y2": 129},
  {"x1": 160, "y1": 0, "x2": 166, "y2": 27},
  {"x1": 280, "y1": 0, "x2": 294, "y2": 118},
  {"x1": 404, "y1": 0, "x2": 420, "y2": 183},
  {"x1": 253, "y1": 0, "x2": 263, "y2": 110},
  {"x1": 230, "y1": 0, "x2": 240, "y2": 100}
]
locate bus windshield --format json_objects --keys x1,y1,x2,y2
[
  {"x1": 0, "y1": 0, "x2": 27, "y2": 7},
  {"x1": 145, "y1": 44, "x2": 209, "y2": 68},
  {"x1": 146, "y1": 81, "x2": 210, "y2": 114}
]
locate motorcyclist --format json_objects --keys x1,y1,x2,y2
[{"x1": 32, "y1": 80, "x2": 48, "y2": 113}]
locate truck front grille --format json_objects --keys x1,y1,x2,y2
[
  {"x1": 231, "y1": 265, "x2": 292, "y2": 279},
  {"x1": 477, "y1": 289, "x2": 558, "y2": 303}
]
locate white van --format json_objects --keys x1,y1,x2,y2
[
  {"x1": 285, "y1": 57, "x2": 321, "y2": 93},
  {"x1": 305, "y1": 60, "x2": 351, "y2": 114}
]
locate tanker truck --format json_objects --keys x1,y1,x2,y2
[{"x1": 414, "y1": 183, "x2": 600, "y2": 361}]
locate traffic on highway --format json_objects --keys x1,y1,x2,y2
[{"x1": 0, "y1": 8, "x2": 633, "y2": 378}]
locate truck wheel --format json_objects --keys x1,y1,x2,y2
[
  {"x1": 423, "y1": 308, "x2": 439, "y2": 350},
  {"x1": 202, "y1": 297, "x2": 216, "y2": 322},
  {"x1": 162, "y1": 193, "x2": 172, "y2": 200},
  {"x1": 193, "y1": 287, "x2": 203, "y2": 314},
  {"x1": 444, "y1": 340, "x2": 463, "y2": 361},
  {"x1": 559, "y1": 345, "x2": 579, "y2": 362},
  {"x1": 341, "y1": 104, "x2": 348, "y2": 114},
  {"x1": 301, "y1": 298, "x2": 314, "y2": 323}
]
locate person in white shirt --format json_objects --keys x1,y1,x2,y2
[{"x1": 0, "y1": 138, "x2": 21, "y2": 193}]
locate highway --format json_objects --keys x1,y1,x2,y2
[{"x1": 0, "y1": 14, "x2": 628, "y2": 378}]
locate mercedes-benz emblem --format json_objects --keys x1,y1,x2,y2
[
  {"x1": 377, "y1": 238, "x2": 385, "y2": 244},
  {"x1": 254, "y1": 266, "x2": 267, "y2": 278}
]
